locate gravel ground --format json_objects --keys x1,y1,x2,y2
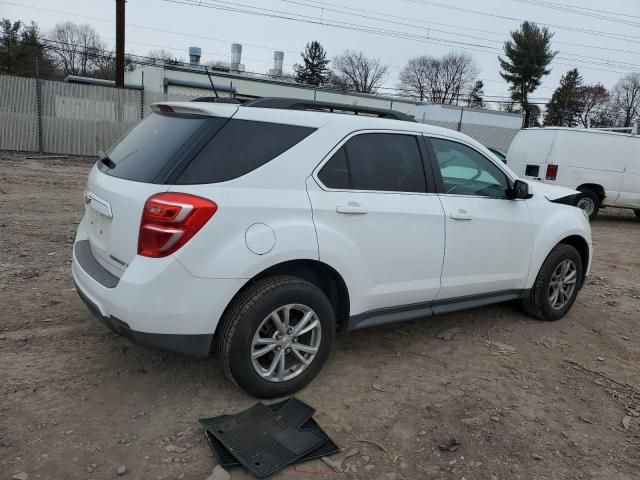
[{"x1": 1, "y1": 151, "x2": 640, "y2": 480}]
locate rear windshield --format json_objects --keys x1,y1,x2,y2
[
  {"x1": 99, "y1": 114, "x2": 315, "y2": 184},
  {"x1": 99, "y1": 112, "x2": 211, "y2": 183},
  {"x1": 175, "y1": 119, "x2": 316, "y2": 184}
]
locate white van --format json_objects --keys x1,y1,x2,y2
[{"x1": 507, "y1": 127, "x2": 640, "y2": 220}]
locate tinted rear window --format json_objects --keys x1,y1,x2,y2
[
  {"x1": 175, "y1": 119, "x2": 316, "y2": 184},
  {"x1": 318, "y1": 147, "x2": 350, "y2": 189},
  {"x1": 99, "y1": 112, "x2": 211, "y2": 183}
]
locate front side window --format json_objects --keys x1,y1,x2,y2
[
  {"x1": 317, "y1": 133, "x2": 427, "y2": 193},
  {"x1": 430, "y1": 138, "x2": 509, "y2": 198}
]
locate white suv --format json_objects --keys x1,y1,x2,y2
[{"x1": 72, "y1": 98, "x2": 592, "y2": 398}]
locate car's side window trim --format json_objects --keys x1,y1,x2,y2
[
  {"x1": 423, "y1": 135, "x2": 514, "y2": 199},
  {"x1": 313, "y1": 129, "x2": 438, "y2": 195}
]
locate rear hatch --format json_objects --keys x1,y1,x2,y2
[{"x1": 84, "y1": 103, "x2": 238, "y2": 276}]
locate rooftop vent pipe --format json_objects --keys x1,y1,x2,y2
[
  {"x1": 230, "y1": 43, "x2": 242, "y2": 70},
  {"x1": 189, "y1": 46, "x2": 201, "y2": 65},
  {"x1": 269, "y1": 51, "x2": 284, "y2": 76}
]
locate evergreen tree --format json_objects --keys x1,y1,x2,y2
[
  {"x1": 0, "y1": 19, "x2": 21, "y2": 74},
  {"x1": 468, "y1": 80, "x2": 484, "y2": 108},
  {"x1": 499, "y1": 21, "x2": 556, "y2": 127},
  {"x1": 543, "y1": 68, "x2": 583, "y2": 126},
  {"x1": 0, "y1": 19, "x2": 57, "y2": 78},
  {"x1": 294, "y1": 41, "x2": 330, "y2": 86}
]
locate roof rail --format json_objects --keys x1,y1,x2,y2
[
  {"x1": 242, "y1": 97, "x2": 416, "y2": 122},
  {"x1": 191, "y1": 97, "x2": 244, "y2": 104}
]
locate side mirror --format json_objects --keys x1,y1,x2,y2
[{"x1": 509, "y1": 179, "x2": 533, "y2": 199}]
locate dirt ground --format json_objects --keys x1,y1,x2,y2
[{"x1": 1, "y1": 151, "x2": 639, "y2": 480}]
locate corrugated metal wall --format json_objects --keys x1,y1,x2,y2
[
  {"x1": 0, "y1": 74, "x2": 521, "y2": 156},
  {"x1": 40, "y1": 80, "x2": 142, "y2": 155},
  {"x1": 0, "y1": 75, "x2": 226, "y2": 156},
  {"x1": 0, "y1": 75, "x2": 39, "y2": 152}
]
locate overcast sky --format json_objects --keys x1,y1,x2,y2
[{"x1": 4, "y1": 0, "x2": 640, "y2": 105}]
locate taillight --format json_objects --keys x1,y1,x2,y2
[
  {"x1": 546, "y1": 164, "x2": 558, "y2": 181},
  {"x1": 138, "y1": 193, "x2": 217, "y2": 258}
]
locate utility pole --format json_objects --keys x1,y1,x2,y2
[{"x1": 115, "y1": 0, "x2": 125, "y2": 88}]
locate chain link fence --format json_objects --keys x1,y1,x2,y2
[{"x1": 0, "y1": 74, "x2": 207, "y2": 156}]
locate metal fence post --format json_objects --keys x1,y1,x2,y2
[
  {"x1": 457, "y1": 107, "x2": 464, "y2": 132},
  {"x1": 140, "y1": 89, "x2": 144, "y2": 120},
  {"x1": 35, "y1": 78, "x2": 43, "y2": 153}
]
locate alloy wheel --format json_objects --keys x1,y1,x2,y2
[
  {"x1": 548, "y1": 259, "x2": 577, "y2": 310},
  {"x1": 250, "y1": 304, "x2": 322, "y2": 382}
]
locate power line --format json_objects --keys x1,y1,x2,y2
[
  {"x1": 37, "y1": 37, "x2": 558, "y2": 104},
  {"x1": 0, "y1": 0, "x2": 300, "y2": 55},
  {"x1": 512, "y1": 0, "x2": 640, "y2": 27},
  {"x1": 6, "y1": 0, "x2": 639, "y2": 76},
  {"x1": 282, "y1": 0, "x2": 640, "y2": 58},
  {"x1": 166, "y1": 0, "x2": 640, "y2": 75},
  {"x1": 402, "y1": 0, "x2": 640, "y2": 41}
]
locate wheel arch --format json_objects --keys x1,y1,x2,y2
[
  {"x1": 216, "y1": 259, "x2": 351, "y2": 335},
  {"x1": 577, "y1": 183, "x2": 605, "y2": 202},
  {"x1": 525, "y1": 203, "x2": 592, "y2": 291},
  {"x1": 558, "y1": 234, "x2": 590, "y2": 286}
]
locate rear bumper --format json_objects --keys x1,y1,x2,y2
[
  {"x1": 75, "y1": 283, "x2": 213, "y2": 357},
  {"x1": 72, "y1": 240, "x2": 246, "y2": 358}
]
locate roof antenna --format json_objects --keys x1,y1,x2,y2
[{"x1": 204, "y1": 66, "x2": 219, "y2": 99}]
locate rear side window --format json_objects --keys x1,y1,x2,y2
[
  {"x1": 176, "y1": 120, "x2": 316, "y2": 184},
  {"x1": 100, "y1": 112, "x2": 211, "y2": 183},
  {"x1": 317, "y1": 133, "x2": 426, "y2": 193},
  {"x1": 318, "y1": 147, "x2": 350, "y2": 189}
]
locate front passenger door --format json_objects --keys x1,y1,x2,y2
[{"x1": 426, "y1": 136, "x2": 534, "y2": 300}]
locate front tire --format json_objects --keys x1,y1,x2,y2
[
  {"x1": 522, "y1": 244, "x2": 583, "y2": 321},
  {"x1": 574, "y1": 190, "x2": 600, "y2": 221},
  {"x1": 217, "y1": 276, "x2": 335, "y2": 398},
  {"x1": 634, "y1": 209, "x2": 640, "y2": 219}
]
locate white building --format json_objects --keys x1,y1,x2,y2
[
  {"x1": 124, "y1": 44, "x2": 420, "y2": 116},
  {"x1": 415, "y1": 103, "x2": 524, "y2": 152}
]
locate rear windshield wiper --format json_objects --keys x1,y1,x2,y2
[{"x1": 98, "y1": 150, "x2": 116, "y2": 169}]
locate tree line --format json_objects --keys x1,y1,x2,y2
[
  {"x1": 0, "y1": 19, "x2": 135, "y2": 80},
  {"x1": 1, "y1": 17, "x2": 638, "y2": 129}
]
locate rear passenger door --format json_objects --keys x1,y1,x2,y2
[{"x1": 306, "y1": 131, "x2": 446, "y2": 317}]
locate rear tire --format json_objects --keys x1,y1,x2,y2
[
  {"x1": 574, "y1": 190, "x2": 600, "y2": 221},
  {"x1": 521, "y1": 244, "x2": 583, "y2": 321},
  {"x1": 217, "y1": 276, "x2": 335, "y2": 398}
]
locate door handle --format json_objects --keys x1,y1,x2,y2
[
  {"x1": 336, "y1": 202, "x2": 368, "y2": 215},
  {"x1": 450, "y1": 209, "x2": 473, "y2": 221}
]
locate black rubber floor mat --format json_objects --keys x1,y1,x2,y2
[
  {"x1": 199, "y1": 398, "x2": 333, "y2": 478},
  {"x1": 204, "y1": 417, "x2": 339, "y2": 468}
]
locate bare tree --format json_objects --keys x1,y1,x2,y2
[
  {"x1": 330, "y1": 50, "x2": 388, "y2": 94},
  {"x1": 147, "y1": 48, "x2": 182, "y2": 65},
  {"x1": 575, "y1": 84, "x2": 609, "y2": 128},
  {"x1": 398, "y1": 52, "x2": 478, "y2": 104},
  {"x1": 47, "y1": 21, "x2": 106, "y2": 76},
  {"x1": 611, "y1": 73, "x2": 640, "y2": 127},
  {"x1": 397, "y1": 56, "x2": 430, "y2": 101}
]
